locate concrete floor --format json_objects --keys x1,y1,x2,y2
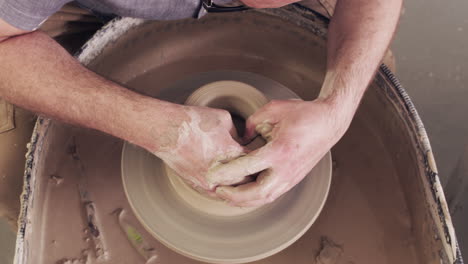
[
  {"x1": 392, "y1": 0, "x2": 468, "y2": 259},
  {"x1": 1, "y1": 1, "x2": 467, "y2": 263}
]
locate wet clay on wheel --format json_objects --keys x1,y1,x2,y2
[{"x1": 121, "y1": 79, "x2": 332, "y2": 263}]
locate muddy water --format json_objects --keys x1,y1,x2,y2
[{"x1": 24, "y1": 10, "x2": 443, "y2": 264}]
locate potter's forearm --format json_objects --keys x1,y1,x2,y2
[
  {"x1": 0, "y1": 31, "x2": 178, "y2": 150},
  {"x1": 319, "y1": 0, "x2": 402, "y2": 121}
]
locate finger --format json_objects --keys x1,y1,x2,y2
[
  {"x1": 207, "y1": 146, "x2": 272, "y2": 186},
  {"x1": 216, "y1": 169, "x2": 284, "y2": 206},
  {"x1": 243, "y1": 102, "x2": 273, "y2": 142},
  {"x1": 243, "y1": 101, "x2": 282, "y2": 143},
  {"x1": 242, "y1": 117, "x2": 259, "y2": 143},
  {"x1": 219, "y1": 116, "x2": 252, "y2": 157},
  {"x1": 221, "y1": 112, "x2": 242, "y2": 143},
  {"x1": 228, "y1": 118, "x2": 245, "y2": 144},
  {"x1": 232, "y1": 182, "x2": 291, "y2": 207},
  {"x1": 243, "y1": 108, "x2": 273, "y2": 141},
  {"x1": 232, "y1": 175, "x2": 256, "y2": 185},
  {"x1": 243, "y1": 136, "x2": 267, "y2": 152},
  {"x1": 194, "y1": 185, "x2": 220, "y2": 199},
  {"x1": 223, "y1": 136, "x2": 252, "y2": 159}
]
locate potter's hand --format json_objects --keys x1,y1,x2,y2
[
  {"x1": 214, "y1": 99, "x2": 350, "y2": 207},
  {"x1": 241, "y1": 0, "x2": 299, "y2": 8},
  {"x1": 150, "y1": 105, "x2": 246, "y2": 191}
]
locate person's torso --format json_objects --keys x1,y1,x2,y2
[
  {"x1": 75, "y1": 0, "x2": 203, "y2": 20},
  {"x1": 73, "y1": 0, "x2": 336, "y2": 22}
]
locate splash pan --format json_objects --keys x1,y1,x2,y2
[{"x1": 15, "y1": 5, "x2": 461, "y2": 264}]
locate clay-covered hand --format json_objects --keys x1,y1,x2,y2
[
  {"x1": 149, "y1": 105, "x2": 246, "y2": 192},
  {"x1": 213, "y1": 99, "x2": 350, "y2": 206},
  {"x1": 240, "y1": 0, "x2": 299, "y2": 8}
]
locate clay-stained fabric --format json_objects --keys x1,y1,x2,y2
[
  {"x1": 0, "y1": 99, "x2": 14, "y2": 134},
  {"x1": 0, "y1": 0, "x2": 72, "y2": 30},
  {"x1": 301, "y1": 0, "x2": 336, "y2": 18},
  {"x1": 0, "y1": 0, "x2": 201, "y2": 31},
  {"x1": 0, "y1": 105, "x2": 36, "y2": 228},
  {"x1": 38, "y1": 3, "x2": 103, "y2": 51}
]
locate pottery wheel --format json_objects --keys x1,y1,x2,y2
[{"x1": 122, "y1": 71, "x2": 332, "y2": 263}]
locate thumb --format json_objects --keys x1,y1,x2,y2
[
  {"x1": 242, "y1": 117, "x2": 258, "y2": 144},
  {"x1": 223, "y1": 136, "x2": 252, "y2": 161},
  {"x1": 243, "y1": 119, "x2": 275, "y2": 144},
  {"x1": 242, "y1": 101, "x2": 281, "y2": 143}
]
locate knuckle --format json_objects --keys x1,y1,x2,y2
[
  {"x1": 213, "y1": 110, "x2": 234, "y2": 128},
  {"x1": 221, "y1": 112, "x2": 233, "y2": 124},
  {"x1": 216, "y1": 109, "x2": 231, "y2": 119}
]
